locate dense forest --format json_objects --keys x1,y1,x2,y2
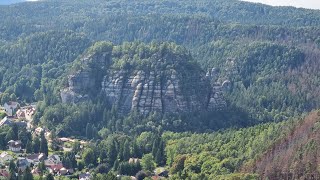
[{"x1": 0, "y1": 0, "x2": 319, "y2": 179}]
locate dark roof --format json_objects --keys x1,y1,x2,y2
[
  {"x1": 17, "y1": 158, "x2": 29, "y2": 167},
  {"x1": 5, "y1": 101, "x2": 19, "y2": 106},
  {"x1": 48, "y1": 155, "x2": 59, "y2": 160},
  {"x1": 0, "y1": 117, "x2": 12, "y2": 127},
  {"x1": 26, "y1": 153, "x2": 41, "y2": 160},
  {"x1": 79, "y1": 173, "x2": 91, "y2": 178},
  {"x1": 0, "y1": 117, "x2": 27, "y2": 127},
  {"x1": 158, "y1": 170, "x2": 169, "y2": 177}
]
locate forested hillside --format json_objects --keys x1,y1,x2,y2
[
  {"x1": 0, "y1": 0, "x2": 319, "y2": 124},
  {"x1": 0, "y1": 0, "x2": 319, "y2": 179},
  {"x1": 243, "y1": 111, "x2": 320, "y2": 179}
]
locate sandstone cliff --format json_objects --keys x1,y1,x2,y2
[{"x1": 61, "y1": 42, "x2": 228, "y2": 115}]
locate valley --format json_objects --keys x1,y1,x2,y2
[{"x1": 0, "y1": 0, "x2": 319, "y2": 179}]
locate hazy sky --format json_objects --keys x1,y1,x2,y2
[{"x1": 241, "y1": 0, "x2": 320, "y2": 10}]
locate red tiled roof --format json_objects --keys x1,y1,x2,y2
[
  {"x1": 0, "y1": 170, "x2": 9, "y2": 177},
  {"x1": 47, "y1": 163, "x2": 64, "y2": 171}
]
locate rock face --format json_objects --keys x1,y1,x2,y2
[
  {"x1": 101, "y1": 66, "x2": 227, "y2": 115},
  {"x1": 61, "y1": 43, "x2": 113, "y2": 103},
  {"x1": 62, "y1": 42, "x2": 228, "y2": 115}
]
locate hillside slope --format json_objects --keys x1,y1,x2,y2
[{"x1": 243, "y1": 111, "x2": 320, "y2": 179}]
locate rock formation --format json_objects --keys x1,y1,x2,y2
[{"x1": 61, "y1": 42, "x2": 229, "y2": 115}]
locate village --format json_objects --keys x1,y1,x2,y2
[
  {"x1": 0, "y1": 101, "x2": 92, "y2": 180},
  {"x1": 0, "y1": 102, "x2": 169, "y2": 180}
]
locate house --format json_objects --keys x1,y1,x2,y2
[
  {"x1": 46, "y1": 163, "x2": 64, "y2": 174},
  {"x1": 25, "y1": 106, "x2": 36, "y2": 120},
  {"x1": 8, "y1": 140, "x2": 22, "y2": 152},
  {"x1": 45, "y1": 155, "x2": 62, "y2": 172},
  {"x1": 47, "y1": 154, "x2": 61, "y2": 164},
  {"x1": 26, "y1": 153, "x2": 46, "y2": 165},
  {"x1": 157, "y1": 170, "x2": 169, "y2": 178},
  {"x1": 79, "y1": 172, "x2": 92, "y2": 180},
  {"x1": 15, "y1": 121, "x2": 28, "y2": 128},
  {"x1": 35, "y1": 127, "x2": 44, "y2": 136},
  {"x1": 0, "y1": 152, "x2": 13, "y2": 163},
  {"x1": 58, "y1": 167, "x2": 67, "y2": 175},
  {"x1": 0, "y1": 117, "x2": 27, "y2": 128},
  {"x1": 16, "y1": 109, "x2": 25, "y2": 119},
  {"x1": 0, "y1": 117, "x2": 12, "y2": 127},
  {"x1": 17, "y1": 158, "x2": 30, "y2": 172},
  {"x1": 3, "y1": 102, "x2": 19, "y2": 116},
  {"x1": 0, "y1": 169, "x2": 9, "y2": 179},
  {"x1": 57, "y1": 167, "x2": 73, "y2": 176}
]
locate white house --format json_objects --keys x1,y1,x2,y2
[
  {"x1": 45, "y1": 154, "x2": 61, "y2": 166},
  {"x1": 8, "y1": 140, "x2": 22, "y2": 152},
  {"x1": 25, "y1": 106, "x2": 36, "y2": 121},
  {"x1": 35, "y1": 127, "x2": 44, "y2": 136},
  {"x1": 3, "y1": 102, "x2": 19, "y2": 116},
  {"x1": 16, "y1": 109, "x2": 25, "y2": 119},
  {"x1": 0, "y1": 152, "x2": 13, "y2": 164}
]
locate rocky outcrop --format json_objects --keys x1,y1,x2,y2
[
  {"x1": 61, "y1": 44, "x2": 113, "y2": 103},
  {"x1": 101, "y1": 66, "x2": 228, "y2": 115},
  {"x1": 62, "y1": 42, "x2": 229, "y2": 115}
]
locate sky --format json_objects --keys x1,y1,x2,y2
[
  {"x1": 241, "y1": 0, "x2": 320, "y2": 10},
  {"x1": 0, "y1": 0, "x2": 40, "y2": 5}
]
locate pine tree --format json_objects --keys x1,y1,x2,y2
[
  {"x1": 9, "y1": 160, "x2": 16, "y2": 173},
  {"x1": 99, "y1": 148, "x2": 107, "y2": 163},
  {"x1": 113, "y1": 159, "x2": 119, "y2": 171},
  {"x1": 86, "y1": 123, "x2": 92, "y2": 139},
  {"x1": 33, "y1": 136, "x2": 40, "y2": 153},
  {"x1": 131, "y1": 140, "x2": 140, "y2": 158},
  {"x1": 40, "y1": 133, "x2": 48, "y2": 156},
  {"x1": 26, "y1": 140, "x2": 33, "y2": 153},
  {"x1": 18, "y1": 169, "x2": 23, "y2": 180},
  {"x1": 155, "y1": 140, "x2": 165, "y2": 166},
  {"x1": 5, "y1": 128, "x2": 15, "y2": 142},
  {"x1": 122, "y1": 140, "x2": 131, "y2": 161},
  {"x1": 108, "y1": 140, "x2": 117, "y2": 165},
  {"x1": 45, "y1": 174, "x2": 54, "y2": 180},
  {"x1": 106, "y1": 171, "x2": 117, "y2": 180},
  {"x1": 151, "y1": 139, "x2": 159, "y2": 158},
  {"x1": 12, "y1": 124, "x2": 19, "y2": 141},
  {"x1": 38, "y1": 160, "x2": 46, "y2": 172},
  {"x1": 8, "y1": 170, "x2": 17, "y2": 180},
  {"x1": 22, "y1": 166, "x2": 33, "y2": 180}
]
